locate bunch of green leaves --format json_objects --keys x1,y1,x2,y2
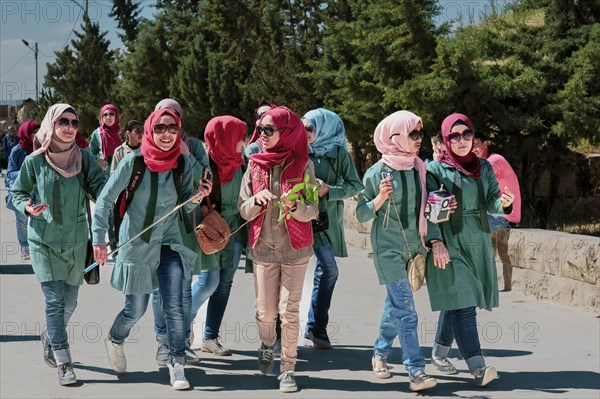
[{"x1": 276, "y1": 175, "x2": 320, "y2": 221}]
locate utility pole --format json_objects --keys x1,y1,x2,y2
[{"x1": 21, "y1": 40, "x2": 39, "y2": 102}]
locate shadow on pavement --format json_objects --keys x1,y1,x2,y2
[
  {"x1": 0, "y1": 334, "x2": 40, "y2": 343},
  {"x1": 0, "y1": 264, "x2": 34, "y2": 274}
]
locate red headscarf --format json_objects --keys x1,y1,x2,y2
[
  {"x1": 438, "y1": 113, "x2": 481, "y2": 179},
  {"x1": 249, "y1": 100, "x2": 278, "y2": 144},
  {"x1": 75, "y1": 131, "x2": 89, "y2": 148},
  {"x1": 204, "y1": 116, "x2": 247, "y2": 185},
  {"x1": 99, "y1": 104, "x2": 122, "y2": 158},
  {"x1": 250, "y1": 106, "x2": 308, "y2": 179},
  {"x1": 18, "y1": 120, "x2": 40, "y2": 154},
  {"x1": 141, "y1": 109, "x2": 182, "y2": 173}
]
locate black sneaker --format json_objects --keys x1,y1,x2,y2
[
  {"x1": 257, "y1": 342, "x2": 275, "y2": 375},
  {"x1": 58, "y1": 363, "x2": 77, "y2": 385},
  {"x1": 306, "y1": 328, "x2": 332, "y2": 349}
]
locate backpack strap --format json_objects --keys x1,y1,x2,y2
[{"x1": 173, "y1": 154, "x2": 194, "y2": 234}]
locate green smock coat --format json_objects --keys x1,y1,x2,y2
[
  {"x1": 92, "y1": 151, "x2": 199, "y2": 295},
  {"x1": 310, "y1": 147, "x2": 363, "y2": 257},
  {"x1": 10, "y1": 151, "x2": 106, "y2": 285},
  {"x1": 89, "y1": 129, "x2": 112, "y2": 181},
  {"x1": 356, "y1": 161, "x2": 436, "y2": 285},
  {"x1": 425, "y1": 159, "x2": 506, "y2": 311}
]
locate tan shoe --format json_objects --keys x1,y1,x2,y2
[{"x1": 372, "y1": 357, "x2": 391, "y2": 379}]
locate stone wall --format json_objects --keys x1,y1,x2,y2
[{"x1": 343, "y1": 199, "x2": 600, "y2": 316}]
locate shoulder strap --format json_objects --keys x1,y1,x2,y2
[
  {"x1": 173, "y1": 154, "x2": 186, "y2": 204},
  {"x1": 125, "y1": 155, "x2": 147, "y2": 208}
]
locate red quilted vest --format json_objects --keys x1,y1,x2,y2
[{"x1": 248, "y1": 160, "x2": 314, "y2": 251}]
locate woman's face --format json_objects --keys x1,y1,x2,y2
[
  {"x1": 406, "y1": 120, "x2": 423, "y2": 154},
  {"x1": 257, "y1": 115, "x2": 280, "y2": 149},
  {"x1": 127, "y1": 124, "x2": 143, "y2": 147},
  {"x1": 303, "y1": 119, "x2": 315, "y2": 144},
  {"x1": 53, "y1": 112, "x2": 79, "y2": 142},
  {"x1": 449, "y1": 124, "x2": 474, "y2": 157},
  {"x1": 102, "y1": 109, "x2": 116, "y2": 127},
  {"x1": 152, "y1": 114, "x2": 179, "y2": 151}
]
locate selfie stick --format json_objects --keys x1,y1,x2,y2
[{"x1": 84, "y1": 195, "x2": 198, "y2": 274}]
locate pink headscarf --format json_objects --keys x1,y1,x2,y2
[
  {"x1": 33, "y1": 103, "x2": 82, "y2": 178},
  {"x1": 373, "y1": 110, "x2": 428, "y2": 246},
  {"x1": 99, "y1": 104, "x2": 122, "y2": 158},
  {"x1": 438, "y1": 113, "x2": 481, "y2": 179},
  {"x1": 18, "y1": 120, "x2": 40, "y2": 154},
  {"x1": 141, "y1": 109, "x2": 182, "y2": 173}
]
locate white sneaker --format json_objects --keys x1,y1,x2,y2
[
  {"x1": 168, "y1": 363, "x2": 190, "y2": 390},
  {"x1": 105, "y1": 339, "x2": 126, "y2": 374}
]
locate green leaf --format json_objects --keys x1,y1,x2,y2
[{"x1": 292, "y1": 183, "x2": 305, "y2": 192}]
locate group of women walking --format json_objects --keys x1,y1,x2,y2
[{"x1": 7, "y1": 99, "x2": 513, "y2": 393}]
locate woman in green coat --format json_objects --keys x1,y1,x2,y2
[
  {"x1": 356, "y1": 110, "x2": 439, "y2": 392},
  {"x1": 189, "y1": 116, "x2": 247, "y2": 356},
  {"x1": 301, "y1": 108, "x2": 363, "y2": 349},
  {"x1": 10, "y1": 104, "x2": 106, "y2": 386},
  {"x1": 426, "y1": 113, "x2": 515, "y2": 387}
]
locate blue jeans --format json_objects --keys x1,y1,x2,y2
[
  {"x1": 152, "y1": 279, "x2": 192, "y2": 346},
  {"x1": 432, "y1": 307, "x2": 485, "y2": 372},
  {"x1": 305, "y1": 245, "x2": 339, "y2": 333},
  {"x1": 14, "y1": 210, "x2": 28, "y2": 249},
  {"x1": 488, "y1": 213, "x2": 511, "y2": 233},
  {"x1": 41, "y1": 281, "x2": 79, "y2": 352},
  {"x1": 111, "y1": 246, "x2": 187, "y2": 364},
  {"x1": 192, "y1": 238, "x2": 242, "y2": 339},
  {"x1": 373, "y1": 278, "x2": 426, "y2": 380}
]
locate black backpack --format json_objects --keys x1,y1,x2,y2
[{"x1": 113, "y1": 154, "x2": 186, "y2": 243}]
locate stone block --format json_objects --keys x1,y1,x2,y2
[{"x1": 561, "y1": 237, "x2": 600, "y2": 284}]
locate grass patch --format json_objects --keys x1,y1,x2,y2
[
  {"x1": 549, "y1": 221, "x2": 600, "y2": 237},
  {"x1": 568, "y1": 138, "x2": 600, "y2": 154}
]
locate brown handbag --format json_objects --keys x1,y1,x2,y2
[{"x1": 194, "y1": 195, "x2": 231, "y2": 255}]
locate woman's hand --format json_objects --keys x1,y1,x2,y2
[
  {"x1": 377, "y1": 175, "x2": 393, "y2": 201},
  {"x1": 449, "y1": 197, "x2": 458, "y2": 213},
  {"x1": 254, "y1": 189, "x2": 276, "y2": 206},
  {"x1": 24, "y1": 199, "x2": 48, "y2": 216},
  {"x1": 280, "y1": 190, "x2": 297, "y2": 210},
  {"x1": 93, "y1": 243, "x2": 108, "y2": 265},
  {"x1": 499, "y1": 186, "x2": 515, "y2": 208},
  {"x1": 431, "y1": 240, "x2": 450, "y2": 269},
  {"x1": 192, "y1": 179, "x2": 213, "y2": 204},
  {"x1": 316, "y1": 178, "x2": 329, "y2": 197}
]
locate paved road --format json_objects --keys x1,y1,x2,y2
[{"x1": 1, "y1": 181, "x2": 599, "y2": 398}]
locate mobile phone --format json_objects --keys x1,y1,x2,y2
[
  {"x1": 203, "y1": 168, "x2": 212, "y2": 182},
  {"x1": 380, "y1": 171, "x2": 392, "y2": 180},
  {"x1": 32, "y1": 203, "x2": 48, "y2": 212}
]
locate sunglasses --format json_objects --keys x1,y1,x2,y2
[
  {"x1": 448, "y1": 130, "x2": 474, "y2": 144},
  {"x1": 256, "y1": 124, "x2": 279, "y2": 137},
  {"x1": 57, "y1": 118, "x2": 80, "y2": 129},
  {"x1": 305, "y1": 125, "x2": 315, "y2": 133},
  {"x1": 153, "y1": 123, "x2": 180, "y2": 135},
  {"x1": 408, "y1": 130, "x2": 425, "y2": 141},
  {"x1": 255, "y1": 110, "x2": 267, "y2": 121},
  {"x1": 103, "y1": 112, "x2": 115, "y2": 117}
]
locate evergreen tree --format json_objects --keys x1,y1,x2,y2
[
  {"x1": 44, "y1": 14, "x2": 116, "y2": 136},
  {"x1": 109, "y1": 0, "x2": 143, "y2": 48}
]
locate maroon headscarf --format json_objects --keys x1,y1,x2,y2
[
  {"x1": 439, "y1": 113, "x2": 481, "y2": 179},
  {"x1": 250, "y1": 106, "x2": 308, "y2": 180},
  {"x1": 99, "y1": 104, "x2": 122, "y2": 158},
  {"x1": 248, "y1": 100, "x2": 278, "y2": 144},
  {"x1": 204, "y1": 116, "x2": 247, "y2": 185},
  {"x1": 18, "y1": 120, "x2": 40, "y2": 154},
  {"x1": 75, "y1": 131, "x2": 89, "y2": 149},
  {"x1": 141, "y1": 109, "x2": 182, "y2": 173}
]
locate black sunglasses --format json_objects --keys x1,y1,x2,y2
[
  {"x1": 408, "y1": 130, "x2": 425, "y2": 141},
  {"x1": 305, "y1": 125, "x2": 315, "y2": 133},
  {"x1": 256, "y1": 125, "x2": 279, "y2": 137},
  {"x1": 57, "y1": 118, "x2": 80, "y2": 129},
  {"x1": 103, "y1": 112, "x2": 115, "y2": 117},
  {"x1": 153, "y1": 123, "x2": 180, "y2": 135},
  {"x1": 448, "y1": 130, "x2": 474, "y2": 144}
]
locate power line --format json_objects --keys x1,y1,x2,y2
[{"x1": 0, "y1": 50, "x2": 31, "y2": 78}]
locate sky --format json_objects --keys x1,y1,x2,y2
[{"x1": 0, "y1": 0, "x2": 510, "y2": 104}]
